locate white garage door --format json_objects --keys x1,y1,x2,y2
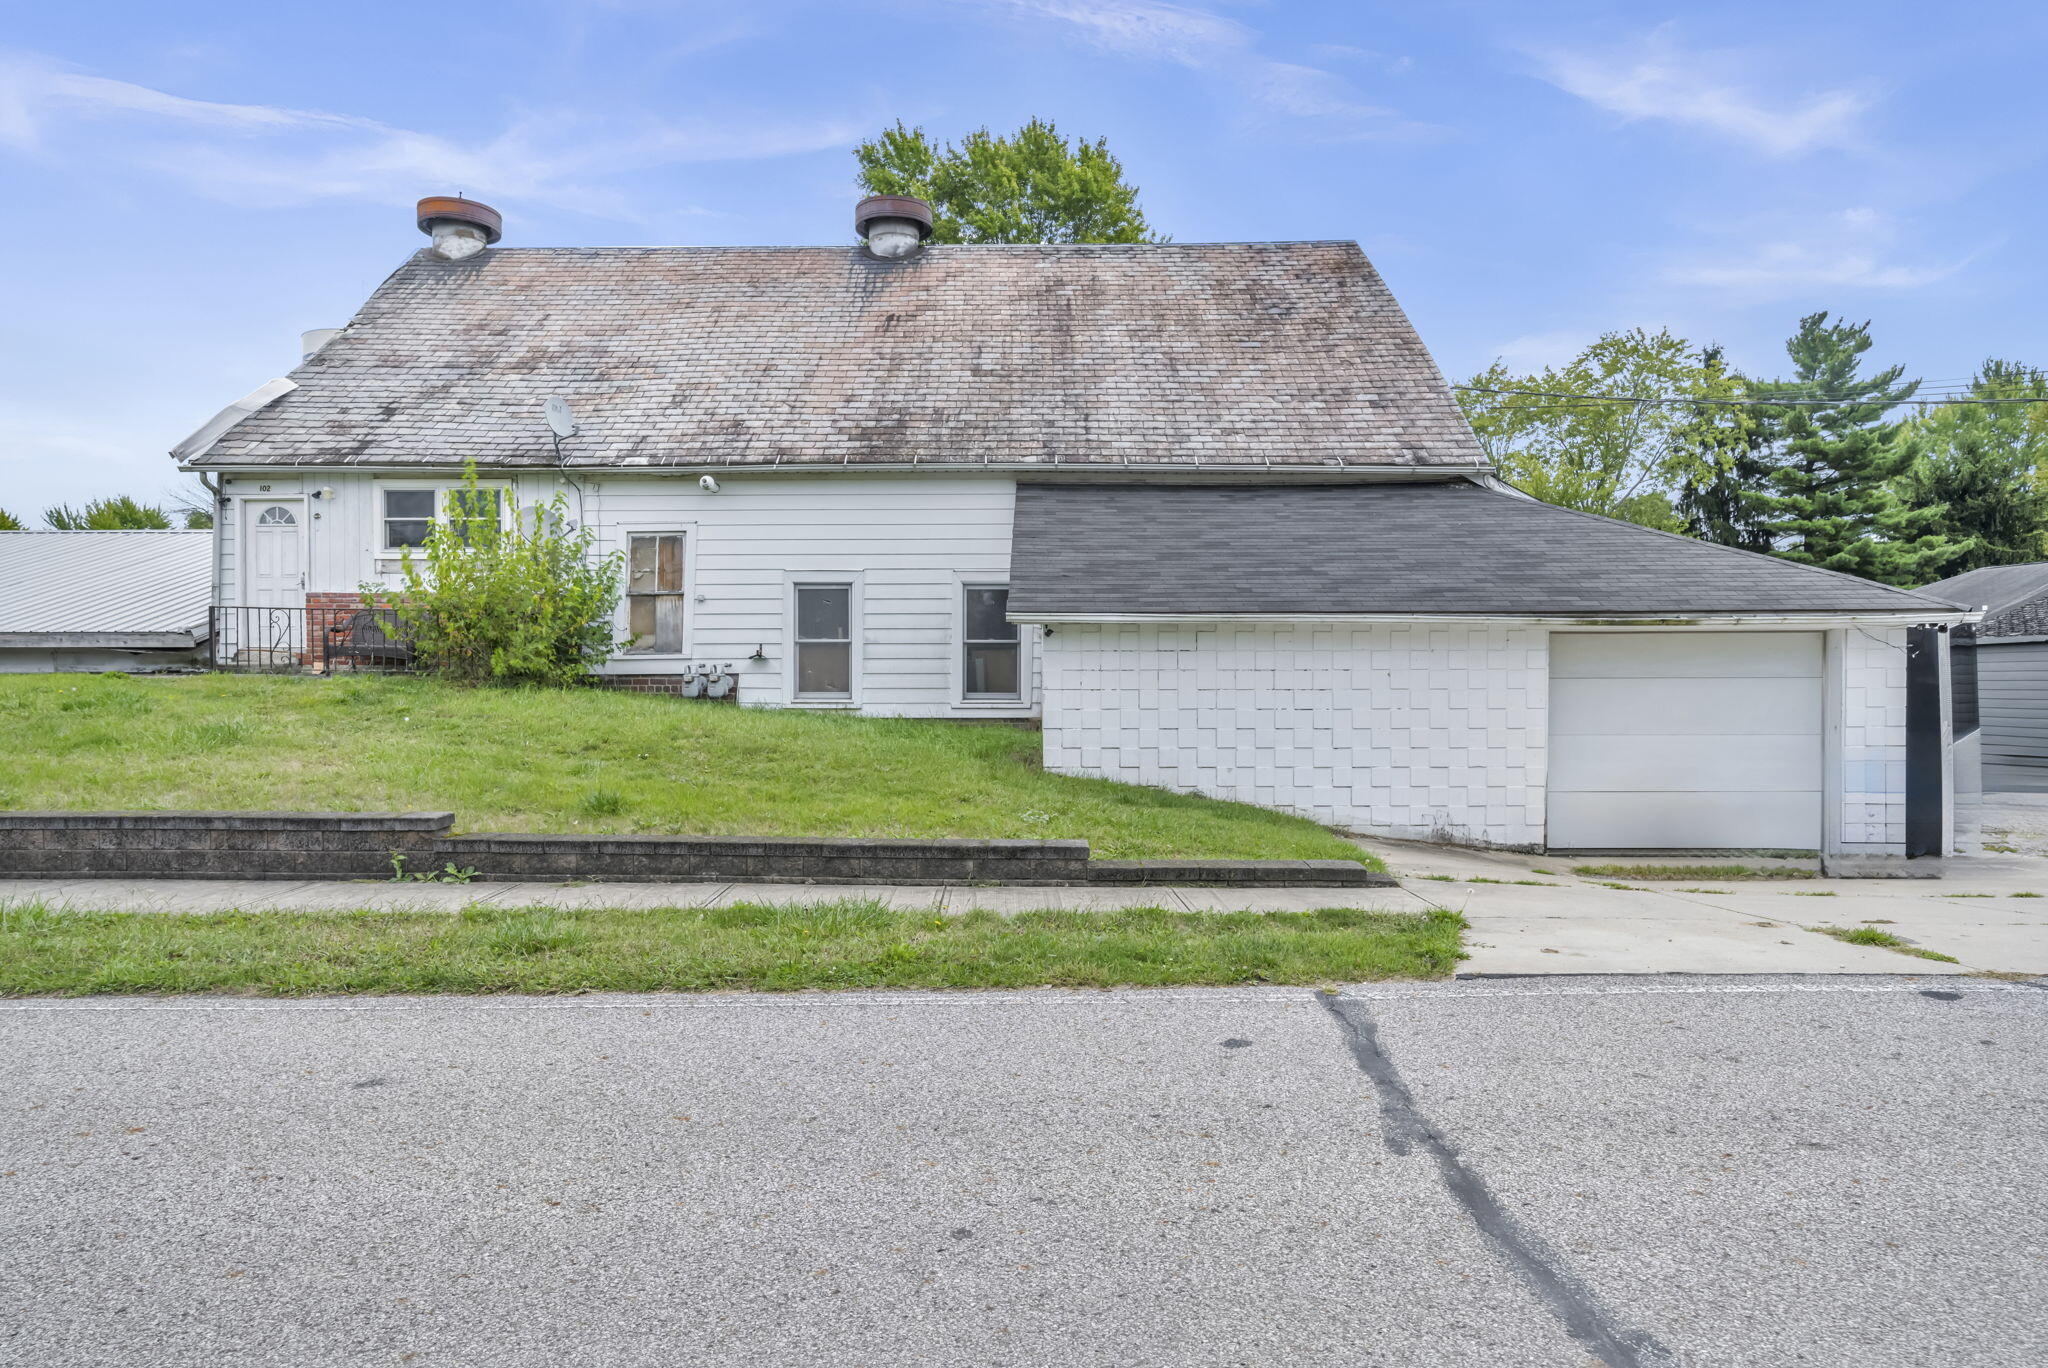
[{"x1": 1548, "y1": 632, "x2": 1823, "y2": 850}]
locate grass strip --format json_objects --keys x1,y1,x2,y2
[
  {"x1": 0, "y1": 899, "x2": 1465, "y2": 996},
  {"x1": 1573, "y1": 863, "x2": 1816, "y2": 881},
  {"x1": 1807, "y1": 923, "x2": 1960, "y2": 964}
]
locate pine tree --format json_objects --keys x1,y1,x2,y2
[{"x1": 1735, "y1": 313, "x2": 1949, "y2": 585}]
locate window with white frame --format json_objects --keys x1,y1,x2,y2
[
  {"x1": 961, "y1": 586, "x2": 1021, "y2": 699},
  {"x1": 627, "y1": 533, "x2": 687, "y2": 654},
  {"x1": 381, "y1": 486, "x2": 505, "y2": 550},
  {"x1": 794, "y1": 583, "x2": 853, "y2": 698},
  {"x1": 382, "y1": 489, "x2": 436, "y2": 549}
]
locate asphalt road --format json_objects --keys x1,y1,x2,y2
[{"x1": 5, "y1": 977, "x2": 2045, "y2": 1367}]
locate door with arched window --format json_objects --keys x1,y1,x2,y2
[{"x1": 243, "y1": 500, "x2": 305, "y2": 610}]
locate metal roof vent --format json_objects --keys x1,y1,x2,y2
[
  {"x1": 417, "y1": 196, "x2": 503, "y2": 261},
  {"x1": 855, "y1": 195, "x2": 933, "y2": 259}
]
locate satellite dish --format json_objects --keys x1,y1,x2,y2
[{"x1": 543, "y1": 396, "x2": 579, "y2": 439}]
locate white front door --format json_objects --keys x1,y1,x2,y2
[
  {"x1": 1547, "y1": 632, "x2": 1825, "y2": 850},
  {"x1": 244, "y1": 501, "x2": 304, "y2": 608}
]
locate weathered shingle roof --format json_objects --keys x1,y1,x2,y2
[
  {"x1": 189, "y1": 242, "x2": 1485, "y2": 471},
  {"x1": 0, "y1": 531, "x2": 212, "y2": 639},
  {"x1": 1921, "y1": 561, "x2": 2048, "y2": 637},
  {"x1": 1008, "y1": 482, "x2": 1965, "y2": 618}
]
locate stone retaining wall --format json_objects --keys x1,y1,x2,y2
[{"x1": 0, "y1": 812, "x2": 1392, "y2": 887}]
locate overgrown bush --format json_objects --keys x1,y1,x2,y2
[{"x1": 370, "y1": 465, "x2": 626, "y2": 687}]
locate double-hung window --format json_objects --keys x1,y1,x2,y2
[
  {"x1": 962, "y1": 586, "x2": 1021, "y2": 699},
  {"x1": 794, "y1": 584, "x2": 853, "y2": 699},
  {"x1": 627, "y1": 533, "x2": 687, "y2": 654},
  {"x1": 382, "y1": 490, "x2": 436, "y2": 549}
]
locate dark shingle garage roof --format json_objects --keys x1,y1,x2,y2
[
  {"x1": 189, "y1": 241, "x2": 1484, "y2": 471},
  {"x1": 1008, "y1": 482, "x2": 1966, "y2": 618},
  {"x1": 1920, "y1": 562, "x2": 2048, "y2": 637}
]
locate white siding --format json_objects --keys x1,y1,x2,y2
[
  {"x1": 1039, "y1": 622, "x2": 1549, "y2": 847},
  {"x1": 233, "y1": 470, "x2": 1036, "y2": 719}
]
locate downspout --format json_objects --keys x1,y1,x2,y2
[{"x1": 199, "y1": 472, "x2": 224, "y2": 666}]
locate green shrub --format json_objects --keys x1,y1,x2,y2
[{"x1": 372, "y1": 463, "x2": 626, "y2": 687}]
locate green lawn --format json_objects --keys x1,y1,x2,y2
[
  {"x1": 0, "y1": 673, "x2": 1374, "y2": 864},
  {"x1": 0, "y1": 900, "x2": 1463, "y2": 995}
]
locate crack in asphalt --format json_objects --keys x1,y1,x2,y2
[{"x1": 1317, "y1": 993, "x2": 1671, "y2": 1368}]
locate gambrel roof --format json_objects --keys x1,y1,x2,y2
[{"x1": 183, "y1": 241, "x2": 1487, "y2": 471}]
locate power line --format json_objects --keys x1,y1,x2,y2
[{"x1": 1454, "y1": 384, "x2": 2048, "y2": 407}]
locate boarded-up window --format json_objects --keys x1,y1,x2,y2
[
  {"x1": 962, "y1": 587, "x2": 1020, "y2": 699},
  {"x1": 795, "y1": 584, "x2": 852, "y2": 698},
  {"x1": 627, "y1": 534, "x2": 686, "y2": 654}
]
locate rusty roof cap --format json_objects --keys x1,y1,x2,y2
[
  {"x1": 416, "y1": 196, "x2": 503, "y2": 245},
  {"x1": 854, "y1": 195, "x2": 933, "y2": 241}
]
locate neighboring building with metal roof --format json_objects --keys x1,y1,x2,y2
[
  {"x1": 167, "y1": 194, "x2": 1975, "y2": 870},
  {"x1": 0, "y1": 530, "x2": 212, "y2": 673}
]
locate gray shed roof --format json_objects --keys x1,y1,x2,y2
[
  {"x1": 0, "y1": 531, "x2": 213, "y2": 640},
  {"x1": 185, "y1": 241, "x2": 1485, "y2": 471},
  {"x1": 1007, "y1": 482, "x2": 1965, "y2": 619},
  {"x1": 1920, "y1": 561, "x2": 2048, "y2": 637}
]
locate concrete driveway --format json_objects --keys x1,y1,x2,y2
[
  {"x1": 5, "y1": 977, "x2": 2045, "y2": 1367},
  {"x1": 1352, "y1": 837, "x2": 2048, "y2": 977}
]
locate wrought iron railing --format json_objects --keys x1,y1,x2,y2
[{"x1": 209, "y1": 606, "x2": 414, "y2": 674}]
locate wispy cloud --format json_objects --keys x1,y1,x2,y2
[
  {"x1": 962, "y1": 0, "x2": 1433, "y2": 141},
  {"x1": 1533, "y1": 28, "x2": 1870, "y2": 156},
  {"x1": 1662, "y1": 209, "x2": 1968, "y2": 293},
  {"x1": 0, "y1": 51, "x2": 861, "y2": 215}
]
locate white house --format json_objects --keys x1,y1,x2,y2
[{"x1": 170, "y1": 194, "x2": 1975, "y2": 871}]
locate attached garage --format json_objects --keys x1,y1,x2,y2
[
  {"x1": 1547, "y1": 632, "x2": 1823, "y2": 850},
  {"x1": 1010, "y1": 480, "x2": 1975, "y2": 874}
]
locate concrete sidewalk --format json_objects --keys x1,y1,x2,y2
[
  {"x1": 1354, "y1": 835, "x2": 2048, "y2": 978},
  {"x1": 0, "y1": 877, "x2": 1425, "y2": 918},
  {"x1": 9, "y1": 854, "x2": 2048, "y2": 977}
]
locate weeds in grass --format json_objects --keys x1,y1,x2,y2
[
  {"x1": 1573, "y1": 863, "x2": 1815, "y2": 881},
  {"x1": 579, "y1": 788, "x2": 627, "y2": 818},
  {"x1": 0, "y1": 902, "x2": 1468, "y2": 995},
  {"x1": 1942, "y1": 893, "x2": 1994, "y2": 899},
  {"x1": 1418, "y1": 874, "x2": 1456, "y2": 882},
  {"x1": 1675, "y1": 888, "x2": 1734, "y2": 895},
  {"x1": 1808, "y1": 924, "x2": 1960, "y2": 963},
  {"x1": 1468, "y1": 877, "x2": 1561, "y2": 886},
  {"x1": 1790, "y1": 891, "x2": 1837, "y2": 897},
  {"x1": 388, "y1": 853, "x2": 478, "y2": 884},
  {"x1": 1592, "y1": 881, "x2": 1647, "y2": 891},
  {"x1": 1529, "y1": 868, "x2": 1556, "y2": 875},
  {"x1": 2012, "y1": 892, "x2": 2043, "y2": 899}
]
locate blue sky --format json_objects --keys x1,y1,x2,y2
[{"x1": 3, "y1": 1, "x2": 2043, "y2": 515}]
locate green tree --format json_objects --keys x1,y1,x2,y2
[
  {"x1": 1734, "y1": 313, "x2": 1948, "y2": 585},
  {"x1": 1895, "y1": 359, "x2": 2048, "y2": 581},
  {"x1": 43, "y1": 495, "x2": 175, "y2": 529},
  {"x1": 373, "y1": 464, "x2": 627, "y2": 687},
  {"x1": 0, "y1": 508, "x2": 23, "y2": 531},
  {"x1": 854, "y1": 118, "x2": 1161, "y2": 244},
  {"x1": 1457, "y1": 330, "x2": 1750, "y2": 530}
]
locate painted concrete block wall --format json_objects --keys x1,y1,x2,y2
[
  {"x1": 1837, "y1": 625, "x2": 1909, "y2": 855},
  {"x1": 1040, "y1": 622, "x2": 1548, "y2": 846}
]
